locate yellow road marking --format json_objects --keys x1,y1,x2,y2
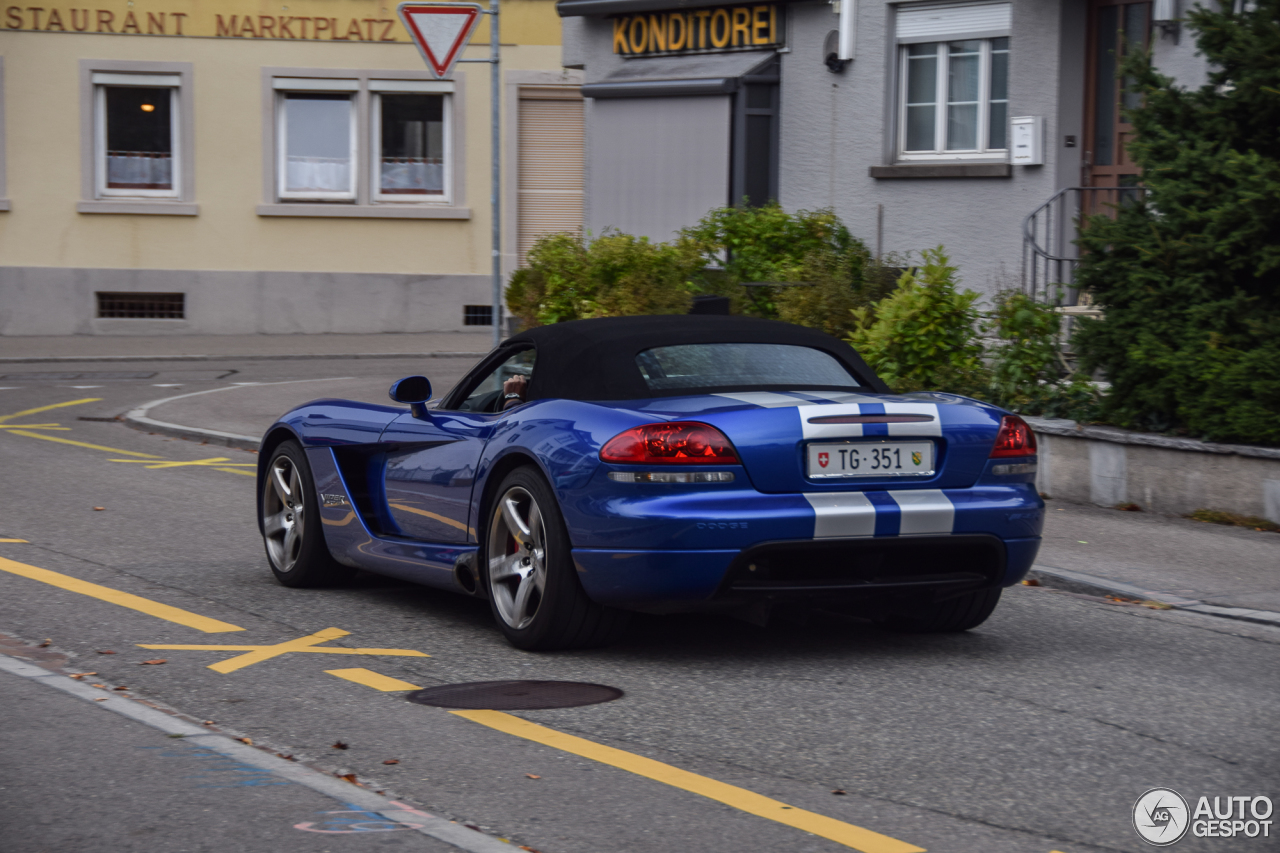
[
  {"x1": 139, "y1": 627, "x2": 431, "y2": 673},
  {"x1": 6, "y1": 430, "x2": 163, "y2": 458},
  {"x1": 0, "y1": 539, "x2": 29, "y2": 543},
  {"x1": 110, "y1": 457, "x2": 256, "y2": 469},
  {"x1": 217, "y1": 468, "x2": 256, "y2": 476},
  {"x1": 326, "y1": 668, "x2": 422, "y2": 692},
  {"x1": 0, "y1": 398, "x2": 102, "y2": 423},
  {"x1": 0, "y1": 556, "x2": 244, "y2": 633},
  {"x1": 452, "y1": 710, "x2": 924, "y2": 853},
  {"x1": 0, "y1": 423, "x2": 70, "y2": 431}
]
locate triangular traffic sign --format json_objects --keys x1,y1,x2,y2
[{"x1": 398, "y1": 2, "x2": 484, "y2": 80}]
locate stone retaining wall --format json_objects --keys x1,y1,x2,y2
[{"x1": 1026, "y1": 417, "x2": 1280, "y2": 522}]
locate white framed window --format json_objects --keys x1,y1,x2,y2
[
  {"x1": 895, "y1": 3, "x2": 1010, "y2": 160},
  {"x1": 93, "y1": 73, "x2": 181, "y2": 198},
  {"x1": 371, "y1": 81, "x2": 452, "y2": 202},
  {"x1": 270, "y1": 76, "x2": 454, "y2": 206},
  {"x1": 274, "y1": 80, "x2": 358, "y2": 201}
]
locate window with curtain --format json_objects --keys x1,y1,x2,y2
[
  {"x1": 278, "y1": 92, "x2": 356, "y2": 199},
  {"x1": 96, "y1": 83, "x2": 179, "y2": 197},
  {"x1": 376, "y1": 94, "x2": 446, "y2": 198}
]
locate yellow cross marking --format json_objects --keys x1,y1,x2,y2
[
  {"x1": 0, "y1": 423, "x2": 70, "y2": 431},
  {"x1": 110, "y1": 457, "x2": 257, "y2": 469},
  {"x1": 0, "y1": 398, "x2": 103, "y2": 423},
  {"x1": 138, "y1": 627, "x2": 430, "y2": 673}
]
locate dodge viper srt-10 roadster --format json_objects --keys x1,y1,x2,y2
[{"x1": 257, "y1": 315, "x2": 1043, "y2": 649}]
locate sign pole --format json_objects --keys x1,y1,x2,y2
[
  {"x1": 489, "y1": 0, "x2": 501, "y2": 348},
  {"x1": 396, "y1": 1, "x2": 498, "y2": 346}
]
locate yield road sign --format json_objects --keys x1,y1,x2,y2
[{"x1": 397, "y1": 2, "x2": 484, "y2": 79}]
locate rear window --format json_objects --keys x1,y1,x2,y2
[{"x1": 635, "y1": 343, "x2": 860, "y2": 392}]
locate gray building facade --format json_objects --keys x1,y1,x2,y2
[{"x1": 559, "y1": 0, "x2": 1208, "y2": 298}]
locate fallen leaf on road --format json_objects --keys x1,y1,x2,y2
[
  {"x1": 113, "y1": 686, "x2": 129, "y2": 691},
  {"x1": 94, "y1": 697, "x2": 108, "y2": 701},
  {"x1": 1141, "y1": 601, "x2": 1174, "y2": 610},
  {"x1": 382, "y1": 759, "x2": 399, "y2": 765},
  {"x1": 93, "y1": 507, "x2": 105, "y2": 511},
  {"x1": 236, "y1": 737, "x2": 253, "y2": 745},
  {"x1": 69, "y1": 672, "x2": 97, "y2": 679},
  {"x1": 96, "y1": 650, "x2": 116, "y2": 655},
  {"x1": 1077, "y1": 540, "x2": 1088, "y2": 544},
  {"x1": 37, "y1": 639, "x2": 51, "y2": 648},
  {"x1": 338, "y1": 773, "x2": 359, "y2": 785},
  {"x1": 91, "y1": 683, "x2": 107, "y2": 689},
  {"x1": 332, "y1": 741, "x2": 349, "y2": 750},
  {"x1": 519, "y1": 847, "x2": 544, "y2": 852},
  {"x1": 1021, "y1": 578, "x2": 1040, "y2": 586},
  {"x1": 525, "y1": 774, "x2": 540, "y2": 780},
  {"x1": 831, "y1": 789, "x2": 847, "y2": 795},
  {"x1": 139, "y1": 659, "x2": 167, "y2": 665},
  {"x1": 203, "y1": 720, "x2": 215, "y2": 725}
]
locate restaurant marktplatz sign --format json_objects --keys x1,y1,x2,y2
[
  {"x1": 612, "y1": 3, "x2": 782, "y2": 56},
  {"x1": 3, "y1": 0, "x2": 413, "y2": 40}
]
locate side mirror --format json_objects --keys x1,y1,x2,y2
[{"x1": 389, "y1": 376, "x2": 432, "y2": 420}]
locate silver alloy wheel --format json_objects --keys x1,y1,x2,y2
[
  {"x1": 262, "y1": 454, "x2": 305, "y2": 572},
  {"x1": 486, "y1": 486, "x2": 547, "y2": 630}
]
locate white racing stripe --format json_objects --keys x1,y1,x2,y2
[
  {"x1": 713, "y1": 391, "x2": 811, "y2": 408},
  {"x1": 804, "y1": 492, "x2": 876, "y2": 538},
  {"x1": 889, "y1": 489, "x2": 955, "y2": 535}
]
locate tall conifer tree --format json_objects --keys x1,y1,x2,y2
[{"x1": 1073, "y1": 0, "x2": 1280, "y2": 444}]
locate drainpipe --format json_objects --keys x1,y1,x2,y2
[{"x1": 838, "y1": 0, "x2": 856, "y2": 62}]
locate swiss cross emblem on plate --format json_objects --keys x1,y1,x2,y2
[{"x1": 818, "y1": 452, "x2": 829, "y2": 468}]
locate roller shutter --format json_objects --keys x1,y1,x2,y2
[{"x1": 517, "y1": 89, "x2": 585, "y2": 266}]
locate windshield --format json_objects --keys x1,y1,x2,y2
[{"x1": 634, "y1": 343, "x2": 860, "y2": 392}]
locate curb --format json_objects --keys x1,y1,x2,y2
[
  {"x1": 0, "y1": 652, "x2": 515, "y2": 853},
  {"x1": 1028, "y1": 565, "x2": 1280, "y2": 628},
  {"x1": 0, "y1": 351, "x2": 487, "y2": 365},
  {"x1": 122, "y1": 379, "x2": 363, "y2": 452}
]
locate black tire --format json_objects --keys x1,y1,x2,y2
[
  {"x1": 261, "y1": 440, "x2": 355, "y2": 588},
  {"x1": 880, "y1": 587, "x2": 1002, "y2": 633},
  {"x1": 481, "y1": 466, "x2": 629, "y2": 650}
]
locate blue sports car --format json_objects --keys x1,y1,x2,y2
[{"x1": 257, "y1": 315, "x2": 1043, "y2": 649}]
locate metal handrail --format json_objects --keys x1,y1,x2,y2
[{"x1": 1022, "y1": 185, "x2": 1147, "y2": 303}]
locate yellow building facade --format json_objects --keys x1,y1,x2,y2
[{"x1": 0, "y1": 0, "x2": 583, "y2": 334}]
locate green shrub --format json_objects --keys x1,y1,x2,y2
[
  {"x1": 505, "y1": 231, "x2": 699, "y2": 328},
  {"x1": 847, "y1": 248, "x2": 988, "y2": 396},
  {"x1": 1071, "y1": 0, "x2": 1280, "y2": 445},
  {"x1": 681, "y1": 202, "x2": 897, "y2": 335},
  {"x1": 985, "y1": 291, "x2": 1100, "y2": 419}
]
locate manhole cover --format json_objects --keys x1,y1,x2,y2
[{"x1": 406, "y1": 680, "x2": 623, "y2": 710}]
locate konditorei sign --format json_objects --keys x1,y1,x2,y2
[{"x1": 612, "y1": 4, "x2": 782, "y2": 56}]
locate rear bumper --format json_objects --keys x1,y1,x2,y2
[{"x1": 573, "y1": 534, "x2": 1040, "y2": 613}]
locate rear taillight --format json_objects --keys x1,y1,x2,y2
[
  {"x1": 990, "y1": 415, "x2": 1037, "y2": 458},
  {"x1": 600, "y1": 422, "x2": 739, "y2": 465}
]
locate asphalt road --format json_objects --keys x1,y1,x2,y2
[{"x1": 1, "y1": 359, "x2": 1277, "y2": 853}]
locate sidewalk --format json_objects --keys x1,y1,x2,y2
[{"x1": 0, "y1": 332, "x2": 495, "y2": 361}]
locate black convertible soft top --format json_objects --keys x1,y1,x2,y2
[{"x1": 502, "y1": 315, "x2": 889, "y2": 401}]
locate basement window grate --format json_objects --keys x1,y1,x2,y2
[
  {"x1": 463, "y1": 304, "x2": 493, "y2": 326},
  {"x1": 96, "y1": 292, "x2": 186, "y2": 319}
]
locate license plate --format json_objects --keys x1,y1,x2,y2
[{"x1": 806, "y1": 440, "x2": 935, "y2": 478}]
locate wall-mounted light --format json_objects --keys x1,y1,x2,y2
[
  {"x1": 1152, "y1": 0, "x2": 1180, "y2": 42},
  {"x1": 140, "y1": 103, "x2": 156, "y2": 112}
]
